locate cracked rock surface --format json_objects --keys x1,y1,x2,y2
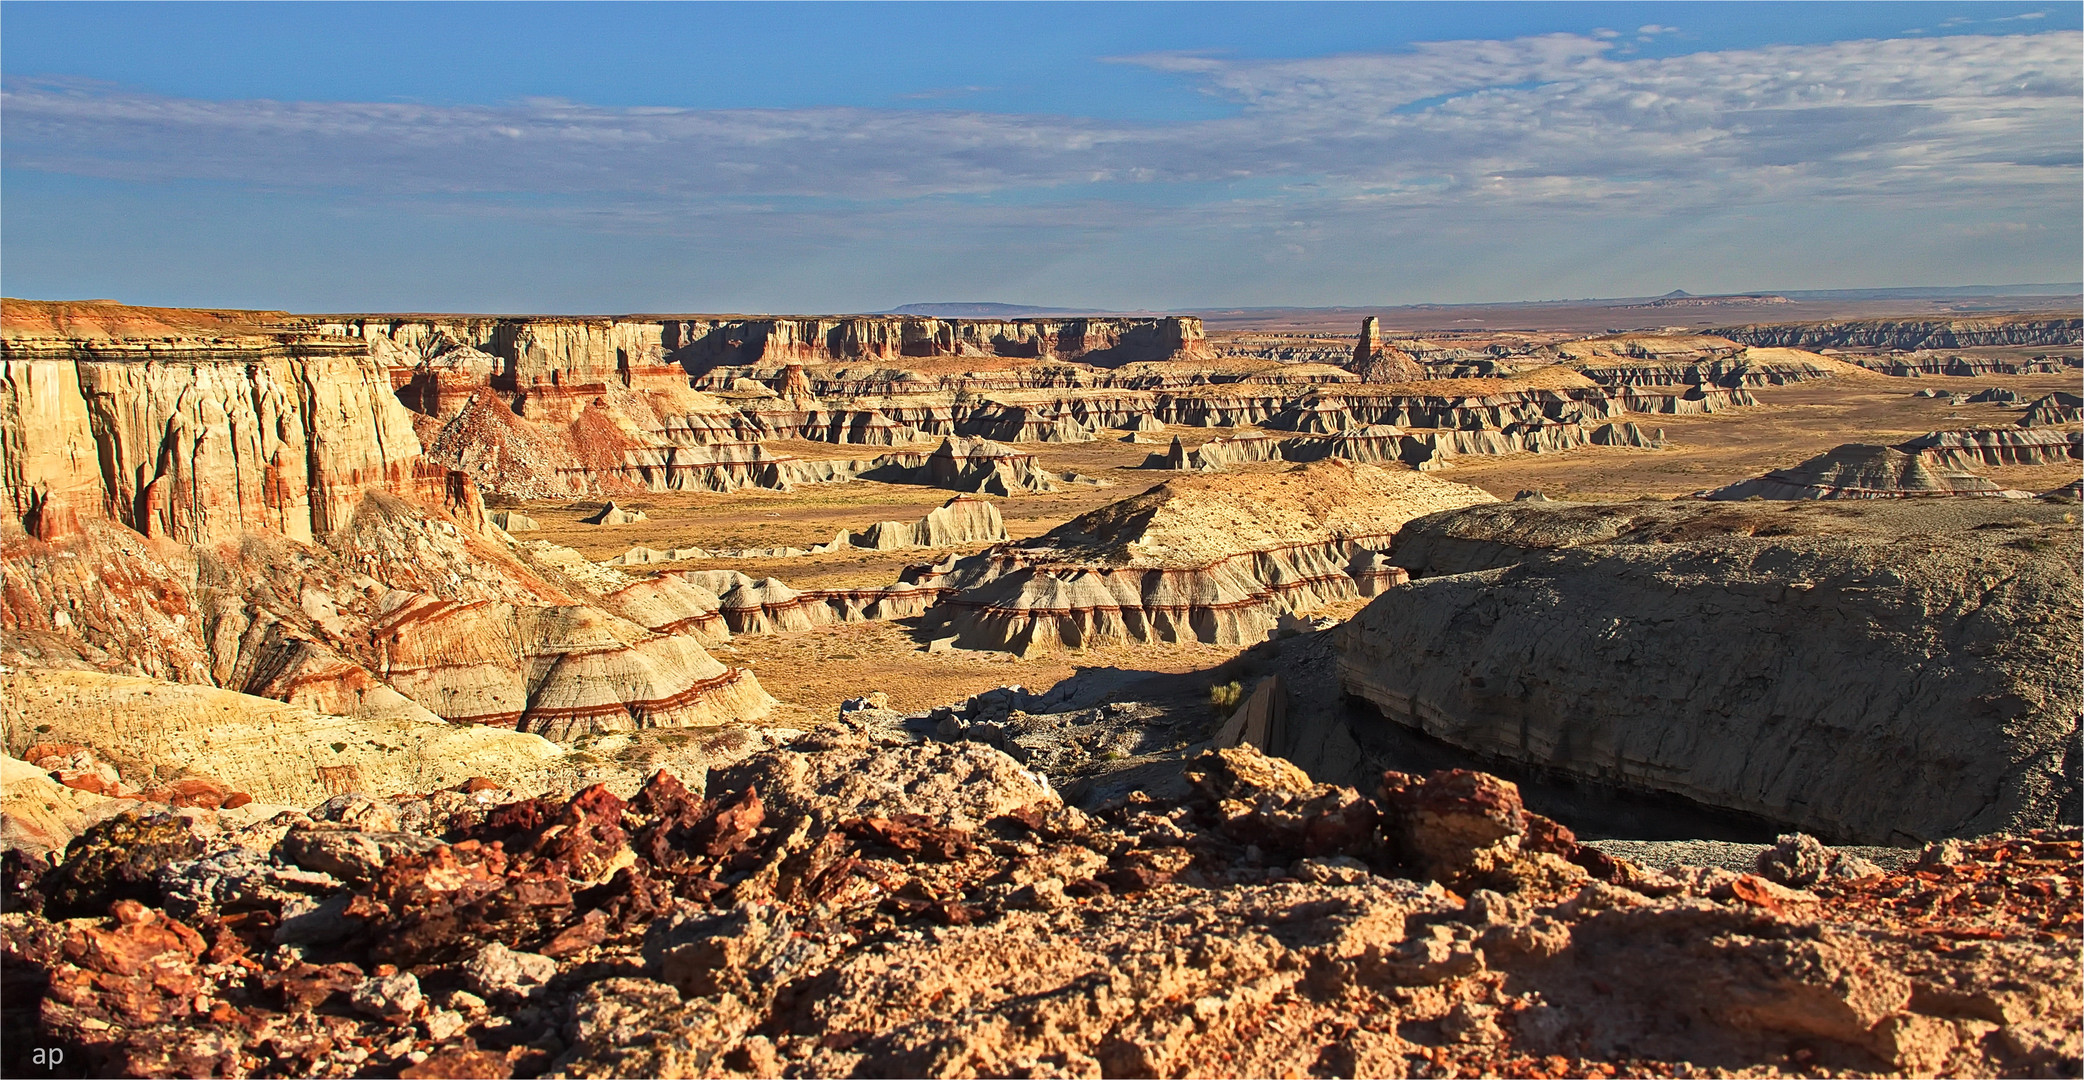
[{"x1": 2, "y1": 726, "x2": 2075, "y2": 1079}]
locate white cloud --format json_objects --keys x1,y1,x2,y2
[{"x1": 1, "y1": 30, "x2": 2076, "y2": 279}]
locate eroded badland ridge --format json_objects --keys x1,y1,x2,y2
[{"x1": 1, "y1": 298, "x2": 2079, "y2": 1078}]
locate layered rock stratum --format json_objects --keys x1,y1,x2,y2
[
  {"x1": 923, "y1": 460, "x2": 1493, "y2": 652},
  {"x1": 1697, "y1": 444, "x2": 2029, "y2": 500},
  {"x1": 1, "y1": 301, "x2": 775, "y2": 761},
  {"x1": 1712, "y1": 314, "x2": 2082, "y2": 350}
]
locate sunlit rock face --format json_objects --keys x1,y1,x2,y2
[
  {"x1": 927, "y1": 460, "x2": 1493, "y2": 652},
  {"x1": 1, "y1": 300, "x2": 773, "y2": 747}
]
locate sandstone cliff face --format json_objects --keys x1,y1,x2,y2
[
  {"x1": 1342, "y1": 499, "x2": 2081, "y2": 843},
  {"x1": 0, "y1": 358, "x2": 101, "y2": 540},
  {"x1": 2, "y1": 338, "x2": 421, "y2": 546},
  {"x1": 323, "y1": 313, "x2": 1211, "y2": 374},
  {"x1": 1712, "y1": 315, "x2": 2082, "y2": 350},
  {"x1": 0, "y1": 302, "x2": 773, "y2": 744}
]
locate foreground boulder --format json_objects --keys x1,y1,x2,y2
[
  {"x1": 1344, "y1": 499, "x2": 2081, "y2": 844},
  {"x1": 3, "y1": 731, "x2": 2076, "y2": 1079}
]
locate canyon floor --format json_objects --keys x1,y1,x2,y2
[{"x1": 509, "y1": 364, "x2": 2081, "y2": 723}]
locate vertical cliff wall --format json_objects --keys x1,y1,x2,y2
[
  {"x1": 316, "y1": 313, "x2": 1212, "y2": 375},
  {"x1": 3, "y1": 340, "x2": 423, "y2": 546},
  {"x1": 0, "y1": 358, "x2": 103, "y2": 540}
]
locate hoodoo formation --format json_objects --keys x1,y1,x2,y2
[{"x1": 3, "y1": 297, "x2": 2080, "y2": 1080}]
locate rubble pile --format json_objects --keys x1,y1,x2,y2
[{"x1": 4, "y1": 725, "x2": 2075, "y2": 1079}]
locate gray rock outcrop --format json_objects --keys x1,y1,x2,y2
[{"x1": 1339, "y1": 499, "x2": 2081, "y2": 844}]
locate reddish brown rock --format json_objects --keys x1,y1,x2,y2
[
  {"x1": 1, "y1": 730, "x2": 2076, "y2": 1080},
  {"x1": 1350, "y1": 316, "x2": 1427, "y2": 383},
  {"x1": 1381, "y1": 768, "x2": 1529, "y2": 883}
]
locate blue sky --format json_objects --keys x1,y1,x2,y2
[{"x1": 3, "y1": 2, "x2": 2078, "y2": 313}]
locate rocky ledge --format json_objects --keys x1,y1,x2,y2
[{"x1": 3, "y1": 724, "x2": 2076, "y2": 1080}]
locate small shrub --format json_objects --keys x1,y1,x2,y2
[{"x1": 1209, "y1": 681, "x2": 1244, "y2": 710}]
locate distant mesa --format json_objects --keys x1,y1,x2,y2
[
  {"x1": 1640, "y1": 293, "x2": 1790, "y2": 309},
  {"x1": 1714, "y1": 314, "x2": 2082, "y2": 351},
  {"x1": 885, "y1": 302, "x2": 1108, "y2": 318}
]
